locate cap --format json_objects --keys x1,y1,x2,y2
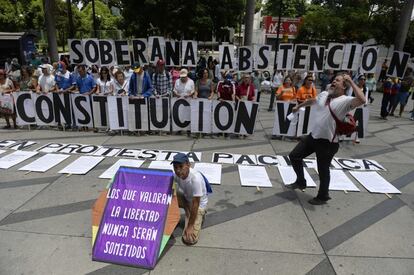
[
  {"x1": 226, "y1": 73, "x2": 232, "y2": 80},
  {"x1": 171, "y1": 153, "x2": 189, "y2": 164},
  {"x1": 179, "y1": 69, "x2": 188, "y2": 77},
  {"x1": 132, "y1": 62, "x2": 142, "y2": 73},
  {"x1": 39, "y1": 64, "x2": 48, "y2": 69},
  {"x1": 156, "y1": 59, "x2": 165, "y2": 66}
]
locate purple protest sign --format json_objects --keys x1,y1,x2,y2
[{"x1": 92, "y1": 167, "x2": 174, "y2": 269}]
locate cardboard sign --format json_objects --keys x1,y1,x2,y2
[
  {"x1": 92, "y1": 167, "x2": 174, "y2": 269},
  {"x1": 0, "y1": 151, "x2": 38, "y2": 169}
]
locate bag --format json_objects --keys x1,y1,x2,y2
[
  {"x1": 328, "y1": 102, "x2": 357, "y2": 139},
  {"x1": 0, "y1": 94, "x2": 14, "y2": 115}
]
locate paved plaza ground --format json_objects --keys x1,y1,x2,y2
[{"x1": 0, "y1": 91, "x2": 413, "y2": 275}]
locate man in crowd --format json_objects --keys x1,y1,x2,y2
[
  {"x1": 171, "y1": 153, "x2": 209, "y2": 245},
  {"x1": 36, "y1": 64, "x2": 56, "y2": 93},
  {"x1": 128, "y1": 62, "x2": 153, "y2": 98},
  {"x1": 286, "y1": 73, "x2": 366, "y2": 205},
  {"x1": 55, "y1": 62, "x2": 74, "y2": 93},
  {"x1": 152, "y1": 59, "x2": 172, "y2": 97},
  {"x1": 74, "y1": 64, "x2": 96, "y2": 95},
  {"x1": 173, "y1": 69, "x2": 195, "y2": 98}
]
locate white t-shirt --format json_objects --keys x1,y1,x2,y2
[
  {"x1": 311, "y1": 91, "x2": 354, "y2": 142},
  {"x1": 175, "y1": 168, "x2": 208, "y2": 209},
  {"x1": 0, "y1": 78, "x2": 14, "y2": 93},
  {"x1": 38, "y1": 74, "x2": 56, "y2": 93},
  {"x1": 96, "y1": 78, "x2": 114, "y2": 95},
  {"x1": 174, "y1": 78, "x2": 195, "y2": 97}
]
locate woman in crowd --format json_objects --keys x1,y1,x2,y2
[
  {"x1": 388, "y1": 78, "x2": 401, "y2": 116},
  {"x1": 96, "y1": 66, "x2": 114, "y2": 95},
  {"x1": 17, "y1": 66, "x2": 33, "y2": 91},
  {"x1": 113, "y1": 70, "x2": 129, "y2": 96},
  {"x1": 365, "y1": 73, "x2": 376, "y2": 103},
  {"x1": 236, "y1": 74, "x2": 256, "y2": 101},
  {"x1": 296, "y1": 74, "x2": 317, "y2": 104},
  {"x1": 380, "y1": 77, "x2": 395, "y2": 119},
  {"x1": 275, "y1": 76, "x2": 296, "y2": 101},
  {"x1": 0, "y1": 69, "x2": 16, "y2": 129},
  {"x1": 194, "y1": 68, "x2": 214, "y2": 99},
  {"x1": 217, "y1": 74, "x2": 236, "y2": 101}
]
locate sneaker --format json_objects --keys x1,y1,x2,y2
[
  {"x1": 286, "y1": 182, "x2": 306, "y2": 190},
  {"x1": 308, "y1": 197, "x2": 328, "y2": 205}
]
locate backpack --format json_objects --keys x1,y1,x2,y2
[
  {"x1": 328, "y1": 102, "x2": 357, "y2": 141},
  {"x1": 199, "y1": 172, "x2": 213, "y2": 194}
]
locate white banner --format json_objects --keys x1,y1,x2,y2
[
  {"x1": 108, "y1": 96, "x2": 129, "y2": 130},
  {"x1": 171, "y1": 98, "x2": 191, "y2": 131},
  {"x1": 71, "y1": 94, "x2": 93, "y2": 127},
  {"x1": 272, "y1": 101, "x2": 297, "y2": 137},
  {"x1": 191, "y1": 99, "x2": 212, "y2": 133}
]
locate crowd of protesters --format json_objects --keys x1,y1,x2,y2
[{"x1": 1, "y1": 53, "x2": 413, "y2": 134}]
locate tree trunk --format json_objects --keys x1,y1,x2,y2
[
  {"x1": 44, "y1": 0, "x2": 59, "y2": 62},
  {"x1": 244, "y1": 0, "x2": 255, "y2": 46},
  {"x1": 394, "y1": 0, "x2": 414, "y2": 51},
  {"x1": 66, "y1": 0, "x2": 75, "y2": 39}
]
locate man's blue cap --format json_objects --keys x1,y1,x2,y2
[{"x1": 171, "y1": 153, "x2": 189, "y2": 164}]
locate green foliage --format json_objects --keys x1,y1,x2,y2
[
  {"x1": 263, "y1": 0, "x2": 308, "y2": 18},
  {"x1": 121, "y1": 0, "x2": 244, "y2": 41}
]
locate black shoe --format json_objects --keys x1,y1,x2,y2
[
  {"x1": 308, "y1": 197, "x2": 328, "y2": 205},
  {"x1": 286, "y1": 182, "x2": 306, "y2": 190},
  {"x1": 2, "y1": 125, "x2": 11, "y2": 129}
]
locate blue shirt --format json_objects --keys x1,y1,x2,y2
[
  {"x1": 55, "y1": 71, "x2": 74, "y2": 90},
  {"x1": 76, "y1": 74, "x2": 96, "y2": 94}
]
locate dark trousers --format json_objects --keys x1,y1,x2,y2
[
  {"x1": 289, "y1": 135, "x2": 339, "y2": 200},
  {"x1": 380, "y1": 93, "x2": 395, "y2": 118},
  {"x1": 268, "y1": 91, "x2": 276, "y2": 111}
]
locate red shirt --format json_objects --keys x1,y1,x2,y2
[
  {"x1": 236, "y1": 82, "x2": 255, "y2": 101},
  {"x1": 217, "y1": 81, "x2": 235, "y2": 101}
]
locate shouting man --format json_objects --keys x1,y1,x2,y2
[{"x1": 287, "y1": 73, "x2": 366, "y2": 205}]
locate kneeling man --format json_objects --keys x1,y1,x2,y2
[{"x1": 172, "y1": 153, "x2": 209, "y2": 245}]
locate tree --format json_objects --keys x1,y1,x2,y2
[
  {"x1": 120, "y1": 0, "x2": 244, "y2": 41},
  {"x1": 263, "y1": 0, "x2": 308, "y2": 18}
]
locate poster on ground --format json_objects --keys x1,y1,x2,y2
[{"x1": 92, "y1": 167, "x2": 175, "y2": 269}]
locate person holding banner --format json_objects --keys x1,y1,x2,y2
[
  {"x1": 275, "y1": 76, "x2": 296, "y2": 101},
  {"x1": 194, "y1": 68, "x2": 214, "y2": 99},
  {"x1": 55, "y1": 62, "x2": 74, "y2": 94},
  {"x1": 171, "y1": 153, "x2": 210, "y2": 245},
  {"x1": 73, "y1": 65, "x2": 96, "y2": 95},
  {"x1": 287, "y1": 73, "x2": 366, "y2": 205},
  {"x1": 96, "y1": 66, "x2": 114, "y2": 95},
  {"x1": 236, "y1": 74, "x2": 256, "y2": 101},
  {"x1": 37, "y1": 64, "x2": 56, "y2": 94},
  {"x1": 17, "y1": 66, "x2": 33, "y2": 91},
  {"x1": 173, "y1": 69, "x2": 195, "y2": 98},
  {"x1": 152, "y1": 59, "x2": 172, "y2": 97},
  {"x1": 0, "y1": 69, "x2": 16, "y2": 129},
  {"x1": 296, "y1": 74, "x2": 317, "y2": 104},
  {"x1": 113, "y1": 70, "x2": 129, "y2": 96},
  {"x1": 217, "y1": 74, "x2": 236, "y2": 101},
  {"x1": 128, "y1": 62, "x2": 153, "y2": 98}
]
